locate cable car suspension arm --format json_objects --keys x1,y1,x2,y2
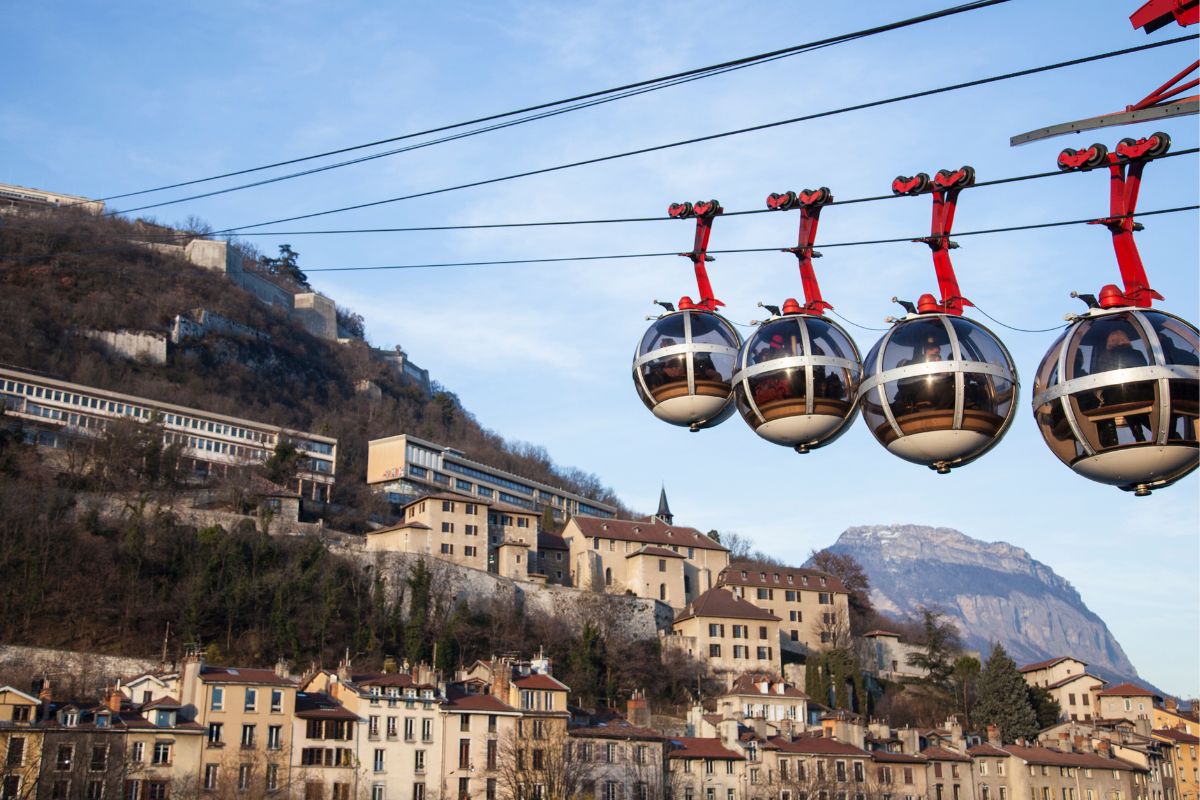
[
  {"x1": 766, "y1": 188, "x2": 835, "y2": 316},
  {"x1": 892, "y1": 167, "x2": 977, "y2": 316},
  {"x1": 668, "y1": 199, "x2": 725, "y2": 311}
]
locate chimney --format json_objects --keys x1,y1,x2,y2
[
  {"x1": 36, "y1": 678, "x2": 52, "y2": 721},
  {"x1": 492, "y1": 658, "x2": 512, "y2": 702},
  {"x1": 626, "y1": 690, "x2": 651, "y2": 728},
  {"x1": 274, "y1": 658, "x2": 291, "y2": 679},
  {"x1": 106, "y1": 685, "x2": 124, "y2": 714},
  {"x1": 1165, "y1": 697, "x2": 1178, "y2": 712},
  {"x1": 1058, "y1": 732, "x2": 1072, "y2": 753},
  {"x1": 1097, "y1": 740, "x2": 1111, "y2": 758},
  {"x1": 987, "y1": 725, "x2": 1002, "y2": 748}
]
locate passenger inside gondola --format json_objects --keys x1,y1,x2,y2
[{"x1": 1091, "y1": 326, "x2": 1153, "y2": 446}]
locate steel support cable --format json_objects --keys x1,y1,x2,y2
[
  {"x1": 203, "y1": 34, "x2": 1197, "y2": 236},
  {"x1": 291, "y1": 205, "x2": 1198, "y2": 272},
  {"x1": 116, "y1": 148, "x2": 1197, "y2": 242},
  {"x1": 88, "y1": 0, "x2": 1010, "y2": 205},
  {"x1": 106, "y1": 38, "x2": 865, "y2": 218}
]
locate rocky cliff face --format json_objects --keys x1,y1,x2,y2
[{"x1": 823, "y1": 525, "x2": 1141, "y2": 684}]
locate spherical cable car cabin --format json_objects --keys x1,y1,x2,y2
[
  {"x1": 859, "y1": 167, "x2": 1019, "y2": 473},
  {"x1": 1031, "y1": 134, "x2": 1198, "y2": 495},
  {"x1": 731, "y1": 189, "x2": 863, "y2": 453},
  {"x1": 632, "y1": 200, "x2": 742, "y2": 431}
]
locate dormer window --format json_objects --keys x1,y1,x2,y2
[
  {"x1": 741, "y1": 571, "x2": 748, "y2": 579},
  {"x1": 802, "y1": 576, "x2": 809, "y2": 585},
  {"x1": 95, "y1": 713, "x2": 110, "y2": 728},
  {"x1": 820, "y1": 577, "x2": 827, "y2": 586},
  {"x1": 787, "y1": 575, "x2": 794, "y2": 584},
  {"x1": 63, "y1": 711, "x2": 79, "y2": 727}
]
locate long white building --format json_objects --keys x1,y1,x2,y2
[{"x1": 0, "y1": 366, "x2": 336, "y2": 500}]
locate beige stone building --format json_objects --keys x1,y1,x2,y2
[
  {"x1": 715, "y1": 563, "x2": 851, "y2": 652},
  {"x1": 121, "y1": 695, "x2": 206, "y2": 798},
  {"x1": 178, "y1": 655, "x2": 299, "y2": 796},
  {"x1": 562, "y1": 514, "x2": 729, "y2": 606},
  {"x1": 0, "y1": 685, "x2": 44, "y2": 800},
  {"x1": 714, "y1": 675, "x2": 808, "y2": 737},
  {"x1": 569, "y1": 719, "x2": 671, "y2": 800},
  {"x1": 366, "y1": 493, "x2": 492, "y2": 573},
  {"x1": 1096, "y1": 683, "x2": 1162, "y2": 725},
  {"x1": 1154, "y1": 728, "x2": 1199, "y2": 800},
  {"x1": 669, "y1": 736, "x2": 747, "y2": 800},
  {"x1": 1020, "y1": 657, "x2": 1107, "y2": 722},
  {"x1": 291, "y1": 691, "x2": 362, "y2": 800},
  {"x1": 669, "y1": 588, "x2": 782, "y2": 677}
]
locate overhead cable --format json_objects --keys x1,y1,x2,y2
[
  {"x1": 91, "y1": 0, "x2": 1011, "y2": 206},
  {"x1": 206, "y1": 34, "x2": 1197, "y2": 236}
]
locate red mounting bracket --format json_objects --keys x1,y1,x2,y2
[
  {"x1": 891, "y1": 166, "x2": 976, "y2": 316},
  {"x1": 668, "y1": 199, "x2": 725, "y2": 311},
  {"x1": 766, "y1": 188, "x2": 834, "y2": 316},
  {"x1": 1057, "y1": 131, "x2": 1171, "y2": 308}
]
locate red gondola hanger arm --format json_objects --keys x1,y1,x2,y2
[
  {"x1": 891, "y1": 166, "x2": 976, "y2": 316},
  {"x1": 766, "y1": 188, "x2": 834, "y2": 315},
  {"x1": 668, "y1": 199, "x2": 725, "y2": 311},
  {"x1": 1057, "y1": 132, "x2": 1171, "y2": 308}
]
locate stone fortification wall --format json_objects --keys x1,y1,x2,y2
[
  {"x1": 82, "y1": 329, "x2": 168, "y2": 364},
  {"x1": 334, "y1": 546, "x2": 672, "y2": 641}
]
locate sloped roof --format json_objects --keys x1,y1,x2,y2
[
  {"x1": 569, "y1": 720, "x2": 665, "y2": 741},
  {"x1": 628, "y1": 545, "x2": 685, "y2": 560},
  {"x1": 872, "y1": 750, "x2": 927, "y2": 763},
  {"x1": 1153, "y1": 728, "x2": 1200, "y2": 744},
  {"x1": 141, "y1": 696, "x2": 182, "y2": 710},
  {"x1": 441, "y1": 692, "x2": 518, "y2": 713},
  {"x1": 1045, "y1": 673, "x2": 1105, "y2": 690},
  {"x1": 200, "y1": 666, "x2": 297, "y2": 687},
  {"x1": 728, "y1": 674, "x2": 808, "y2": 699},
  {"x1": 369, "y1": 520, "x2": 432, "y2": 534},
  {"x1": 538, "y1": 531, "x2": 569, "y2": 550},
  {"x1": 771, "y1": 735, "x2": 870, "y2": 756},
  {"x1": 717, "y1": 561, "x2": 848, "y2": 594},
  {"x1": 968, "y1": 744, "x2": 1011, "y2": 757},
  {"x1": 513, "y1": 673, "x2": 570, "y2": 691},
  {"x1": 1020, "y1": 656, "x2": 1086, "y2": 673},
  {"x1": 295, "y1": 692, "x2": 360, "y2": 720},
  {"x1": 668, "y1": 737, "x2": 744, "y2": 760},
  {"x1": 1097, "y1": 682, "x2": 1159, "y2": 698},
  {"x1": 1003, "y1": 745, "x2": 1145, "y2": 771},
  {"x1": 921, "y1": 745, "x2": 972, "y2": 762},
  {"x1": 569, "y1": 516, "x2": 727, "y2": 552},
  {"x1": 675, "y1": 588, "x2": 780, "y2": 624}
]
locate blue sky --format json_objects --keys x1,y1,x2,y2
[{"x1": 3, "y1": 1, "x2": 1197, "y2": 695}]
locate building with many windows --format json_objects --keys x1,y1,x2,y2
[
  {"x1": 668, "y1": 588, "x2": 782, "y2": 677},
  {"x1": 0, "y1": 366, "x2": 337, "y2": 501},
  {"x1": 366, "y1": 433, "x2": 617, "y2": 519},
  {"x1": 715, "y1": 563, "x2": 851, "y2": 654}
]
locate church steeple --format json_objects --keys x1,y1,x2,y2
[{"x1": 655, "y1": 485, "x2": 674, "y2": 525}]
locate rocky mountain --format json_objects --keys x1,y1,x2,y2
[{"x1": 823, "y1": 525, "x2": 1141, "y2": 684}]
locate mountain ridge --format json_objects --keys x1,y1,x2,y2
[{"x1": 824, "y1": 524, "x2": 1143, "y2": 686}]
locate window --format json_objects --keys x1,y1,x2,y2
[
  {"x1": 147, "y1": 783, "x2": 168, "y2": 800},
  {"x1": 708, "y1": 623, "x2": 725, "y2": 637},
  {"x1": 5, "y1": 738, "x2": 24, "y2": 767},
  {"x1": 267, "y1": 764, "x2": 279, "y2": 792},
  {"x1": 56, "y1": 745, "x2": 74, "y2": 771},
  {"x1": 268, "y1": 725, "x2": 282, "y2": 750},
  {"x1": 709, "y1": 644, "x2": 721, "y2": 657},
  {"x1": 854, "y1": 762, "x2": 865, "y2": 782},
  {"x1": 86, "y1": 780, "x2": 104, "y2": 800},
  {"x1": 152, "y1": 742, "x2": 171, "y2": 764},
  {"x1": 374, "y1": 749, "x2": 385, "y2": 772},
  {"x1": 51, "y1": 780, "x2": 70, "y2": 800},
  {"x1": 89, "y1": 745, "x2": 108, "y2": 772},
  {"x1": 244, "y1": 688, "x2": 257, "y2": 712},
  {"x1": 422, "y1": 719, "x2": 433, "y2": 741},
  {"x1": 204, "y1": 765, "x2": 219, "y2": 790},
  {"x1": 459, "y1": 739, "x2": 471, "y2": 769},
  {"x1": 2, "y1": 776, "x2": 21, "y2": 800},
  {"x1": 238, "y1": 764, "x2": 252, "y2": 791},
  {"x1": 10, "y1": 706, "x2": 30, "y2": 723},
  {"x1": 442, "y1": 522, "x2": 454, "y2": 533},
  {"x1": 441, "y1": 543, "x2": 454, "y2": 554},
  {"x1": 208, "y1": 723, "x2": 224, "y2": 745},
  {"x1": 372, "y1": 786, "x2": 386, "y2": 800},
  {"x1": 271, "y1": 689, "x2": 283, "y2": 713},
  {"x1": 211, "y1": 687, "x2": 224, "y2": 711},
  {"x1": 488, "y1": 714, "x2": 497, "y2": 733},
  {"x1": 414, "y1": 783, "x2": 426, "y2": 800},
  {"x1": 415, "y1": 750, "x2": 426, "y2": 773}
]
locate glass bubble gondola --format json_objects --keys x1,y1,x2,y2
[
  {"x1": 731, "y1": 189, "x2": 862, "y2": 453},
  {"x1": 1032, "y1": 308, "x2": 1198, "y2": 494},
  {"x1": 860, "y1": 166, "x2": 1019, "y2": 472},
  {"x1": 1031, "y1": 134, "x2": 1198, "y2": 495},
  {"x1": 861, "y1": 312, "x2": 1018, "y2": 471},
  {"x1": 632, "y1": 199, "x2": 741, "y2": 431},
  {"x1": 633, "y1": 309, "x2": 741, "y2": 430}
]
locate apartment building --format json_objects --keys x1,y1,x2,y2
[
  {"x1": 366, "y1": 493, "x2": 492, "y2": 572},
  {"x1": 1153, "y1": 728, "x2": 1199, "y2": 800},
  {"x1": 0, "y1": 366, "x2": 337, "y2": 501},
  {"x1": 922, "y1": 744, "x2": 977, "y2": 800},
  {"x1": 1020, "y1": 657, "x2": 1107, "y2": 722},
  {"x1": 715, "y1": 563, "x2": 850, "y2": 652},
  {"x1": 714, "y1": 675, "x2": 808, "y2": 736},
  {"x1": 669, "y1": 588, "x2": 782, "y2": 677},
  {"x1": 0, "y1": 685, "x2": 43, "y2": 800},
  {"x1": 1096, "y1": 684, "x2": 1163, "y2": 724},
  {"x1": 177, "y1": 656, "x2": 299, "y2": 797},
  {"x1": 569, "y1": 720, "x2": 671, "y2": 800},
  {"x1": 563, "y1": 515, "x2": 729, "y2": 606},
  {"x1": 669, "y1": 737, "x2": 747, "y2": 800},
  {"x1": 292, "y1": 692, "x2": 362, "y2": 800},
  {"x1": 366, "y1": 433, "x2": 617, "y2": 519}
]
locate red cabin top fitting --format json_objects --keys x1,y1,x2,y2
[
  {"x1": 766, "y1": 187, "x2": 834, "y2": 316},
  {"x1": 891, "y1": 166, "x2": 976, "y2": 316},
  {"x1": 1057, "y1": 131, "x2": 1171, "y2": 308},
  {"x1": 668, "y1": 199, "x2": 724, "y2": 312}
]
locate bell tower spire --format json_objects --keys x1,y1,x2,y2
[{"x1": 655, "y1": 485, "x2": 674, "y2": 526}]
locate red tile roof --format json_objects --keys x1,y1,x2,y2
[
  {"x1": 921, "y1": 745, "x2": 972, "y2": 762},
  {"x1": 967, "y1": 744, "x2": 1011, "y2": 757},
  {"x1": 872, "y1": 750, "x2": 927, "y2": 763},
  {"x1": 1152, "y1": 728, "x2": 1200, "y2": 744},
  {"x1": 717, "y1": 562, "x2": 848, "y2": 594},
  {"x1": 667, "y1": 737, "x2": 745, "y2": 760},
  {"x1": 1045, "y1": 673, "x2": 1105, "y2": 690},
  {"x1": 140, "y1": 696, "x2": 181, "y2": 710},
  {"x1": 675, "y1": 588, "x2": 781, "y2": 623},
  {"x1": 628, "y1": 545, "x2": 685, "y2": 559},
  {"x1": 200, "y1": 666, "x2": 297, "y2": 687},
  {"x1": 569, "y1": 516, "x2": 727, "y2": 552},
  {"x1": 1096, "y1": 682, "x2": 1159, "y2": 698},
  {"x1": 569, "y1": 720, "x2": 665, "y2": 741},
  {"x1": 1003, "y1": 745, "x2": 1145, "y2": 771},
  {"x1": 1019, "y1": 656, "x2": 1085, "y2": 673},
  {"x1": 442, "y1": 690, "x2": 518, "y2": 713},
  {"x1": 538, "y1": 532, "x2": 569, "y2": 550},
  {"x1": 513, "y1": 674, "x2": 570, "y2": 692},
  {"x1": 295, "y1": 692, "x2": 360, "y2": 721},
  {"x1": 728, "y1": 674, "x2": 808, "y2": 699},
  {"x1": 771, "y1": 735, "x2": 870, "y2": 756}
]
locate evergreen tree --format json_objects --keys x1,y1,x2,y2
[
  {"x1": 1027, "y1": 684, "x2": 1063, "y2": 729},
  {"x1": 975, "y1": 643, "x2": 1040, "y2": 743},
  {"x1": 906, "y1": 608, "x2": 962, "y2": 688},
  {"x1": 404, "y1": 559, "x2": 432, "y2": 666}
]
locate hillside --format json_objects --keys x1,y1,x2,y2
[
  {"x1": 821, "y1": 525, "x2": 1142, "y2": 685},
  {"x1": 0, "y1": 207, "x2": 625, "y2": 522}
]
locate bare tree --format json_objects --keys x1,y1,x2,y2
[{"x1": 494, "y1": 723, "x2": 595, "y2": 800}]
